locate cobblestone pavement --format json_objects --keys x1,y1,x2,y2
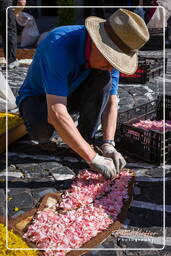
[{"x1": 0, "y1": 49, "x2": 171, "y2": 255}]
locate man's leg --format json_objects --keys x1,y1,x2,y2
[
  {"x1": 67, "y1": 70, "x2": 112, "y2": 143},
  {"x1": 0, "y1": 0, "x2": 17, "y2": 65},
  {"x1": 19, "y1": 95, "x2": 55, "y2": 150}
]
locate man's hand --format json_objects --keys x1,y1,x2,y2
[
  {"x1": 89, "y1": 153, "x2": 117, "y2": 179},
  {"x1": 102, "y1": 143, "x2": 126, "y2": 174}
]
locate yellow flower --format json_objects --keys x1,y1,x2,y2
[
  {"x1": 13, "y1": 207, "x2": 19, "y2": 212},
  {"x1": 0, "y1": 113, "x2": 23, "y2": 135},
  {"x1": 0, "y1": 223, "x2": 39, "y2": 255}
]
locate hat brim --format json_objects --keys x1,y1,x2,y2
[{"x1": 85, "y1": 16, "x2": 138, "y2": 75}]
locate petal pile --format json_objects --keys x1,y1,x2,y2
[
  {"x1": 23, "y1": 170, "x2": 133, "y2": 256},
  {"x1": 59, "y1": 170, "x2": 111, "y2": 210},
  {"x1": 133, "y1": 119, "x2": 171, "y2": 131}
]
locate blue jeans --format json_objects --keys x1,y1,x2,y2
[{"x1": 19, "y1": 70, "x2": 112, "y2": 144}]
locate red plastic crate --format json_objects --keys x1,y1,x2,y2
[{"x1": 119, "y1": 56, "x2": 166, "y2": 84}]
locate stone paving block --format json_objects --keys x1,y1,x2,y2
[
  {"x1": 52, "y1": 172, "x2": 75, "y2": 181},
  {"x1": 8, "y1": 187, "x2": 30, "y2": 194},
  {"x1": 164, "y1": 165, "x2": 171, "y2": 173},
  {"x1": 101, "y1": 237, "x2": 121, "y2": 249},
  {"x1": 85, "y1": 244, "x2": 118, "y2": 256},
  {"x1": 133, "y1": 186, "x2": 141, "y2": 196},
  {"x1": 127, "y1": 208, "x2": 163, "y2": 229},
  {"x1": 8, "y1": 164, "x2": 17, "y2": 171},
  {"x1": 16, "y1": 162, "x2": 55, "y2": 180},
  {"x1": 163, "y1": 247, "x2": 171, "y2": 256},
  {"x1": 22, "y1": 169, "x2": 50, "y2": 180},
  {"x1": 146, "y1": 167, "x2": 165, "y2": 178},
  {"x1": 0, "y1": 171, "x2": 23, "y2": 178},
  {"x1": 126, "y1": 162, "x2": 157, "y2": 169},
  {"x1": 31, "y1": 183, "x2": 74, "y2": 204},
  {"x1": 31, "y1": 187, "x2": 58, "y2": 204},
  {"x1": 16, "y1": 163, "x2": 45, "y2": 172},
  {"x1": 133, "y1": 182, "x2": 163, "y2": 205},
  {"x1": 7, "y1": 191, "x2": 33, "y2": 211},
  {"x1": 166, "y1": 227, "x2": 171, "y2": 238},
  {"x1": 10, "y1": 210, "x2": 25, "y2": 218},
  {"x1": 9, "y1": 207, "x2": 33, "y2": 218},
  {"x1": 62, "y1": 161, "x2": 88, "y2": 171},
  {"x1": 51, "y1": 166, "x2": 75, "y2": 181},
  {"x1": 117, "y1": 238, "x2": 155, "y2": 249},
  {"x1": 39, "y1": 161, "x2": 63, "y2": 170}
]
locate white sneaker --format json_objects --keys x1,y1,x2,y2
[
  {"x1": 8, "y1": 60, "x2": 19, "y2": 69},
  {"x1": 1, "y1": 60, "x2": 20, "y2": 70}
]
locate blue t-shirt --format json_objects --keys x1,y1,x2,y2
[{"x1": 16, "y1": 25, "x2": 119, "y2": 107}]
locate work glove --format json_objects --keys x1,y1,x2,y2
[
  {"x1": 88, "y1": 153, "x2": 117, "y2": 179},
  {"x1": 101, "y1": 143, "x2": 126, "y2": 174}
]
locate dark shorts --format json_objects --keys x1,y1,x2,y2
[{"x1": 19, "y1": 70, "x2": 112, "y2": 144}]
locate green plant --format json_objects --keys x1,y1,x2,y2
[{"x1": 55, "y1": 0, "x2": 75, "y2": 26}]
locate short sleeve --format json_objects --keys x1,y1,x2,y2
[
  {"x1": 39, "y1": 45, "x2": 73, "y2": 97},
  {"x1": 110, "y1": 69, "x2": 119, "y2": 95}
]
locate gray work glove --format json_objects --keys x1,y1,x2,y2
[
  {"x1": 88, "y1": 153, "x2": 117, "y2": 179},
  {"x1": 101, "y1": 143, "x2": 126, "y2": 174}
]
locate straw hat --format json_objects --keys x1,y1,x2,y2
[{"x1": 85, "y1": 9, "x2": 150, "y2": 74}]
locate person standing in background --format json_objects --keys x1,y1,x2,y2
[
  {"x1": 0, "y1": 0, "x2": 26, "y2": 69},
  {"x1": 83, "y1": 0, "x2": 141, "y2": 21}
]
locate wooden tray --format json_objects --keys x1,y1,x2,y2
[
  {"x1": 0, "y1": 113, "x2": 27, "y2": 154},
  {"x1": 10, "y1": 171, "x2": 135, "y2": 256}
]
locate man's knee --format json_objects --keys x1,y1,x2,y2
[
  {"x1": 19, "y1": 96, "x2": 54, "y2": 143},
  {"x1": 30, "y1": 121, "x2": 54, "y2": 143}
]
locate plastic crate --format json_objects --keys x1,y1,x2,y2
[
  {"x1": 120, "y1": 64, "x2": 149, "y2": 84},
  {"x1": 116, "y1": 98, "x2": 171, "y2": 164},
  {"x1": 157, "y1": 95, "x2": 171, "y2": 120},
  {"x1": 119, "y1": 56, "x2": 165, "y2": 84},
  {"x1": 141, "y1": 29, "x2": 164, "y2": 51}
]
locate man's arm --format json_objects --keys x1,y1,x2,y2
[
  {"x1": 102, "y1": 94, "x2": 118, "y2": 141},
  {"x1": 101, "y1": 94, "x2": 126, "y2": 173},
  {"x1": 46, "y1": 94, "x2": 118, "y2": 179},
  {"x1": 46, "y1": 94, "x2": 96, "y2": 162}
]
